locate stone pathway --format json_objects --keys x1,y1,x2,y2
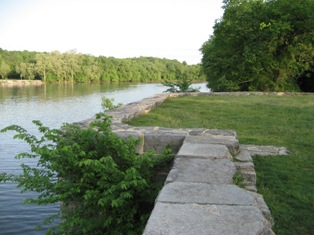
[
  {"x1": 76, "y1": 92, "x2": 290, "y2": 235},
  {"x1": 143, "y1": 132, "x2": 275, "y2": 235}
]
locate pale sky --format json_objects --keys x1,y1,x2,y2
[{"x1": 0, "y1": 0, "x2": 224, "y2": 64}]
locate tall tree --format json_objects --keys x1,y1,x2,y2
[
  {"x1": 35, "y1": 53, "x2": 49, "y2": 82},
  {"x1": 49, "y1": 51, "x2": 64, "y2": 82},
  {"x1": 201, "y1": 0, "x2": 314, "y2": 92},
  {"x1": 16, "y1": 62, "x2": 36, "y2": 80},
  {"x1": 62, "y1": 50, "x2": 80, "y2": 82},
  {"x1": 0, "y1": 56, "x2": 10, "y2": 79}
]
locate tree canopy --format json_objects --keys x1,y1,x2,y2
[
  {"x1": 0, "y1": 49, "x2": 205, "y2": 83},
  {"x1": 201, "y1": 0, "x2": 314, "y2": 92}
]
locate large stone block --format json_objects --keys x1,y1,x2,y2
[
  {"x1": 181, "y1": 135, "x2": 239, "y2": 156},
  {"x1": 143, "y1": 202, "x2": 274, "y2": 235},
  {"x1": 241, "y1": 144, "x2": 290, "y2": 156},
  {"x1": 166, "y1": 158, "x2": 236, "y2": 184},
  {"x1": 113, "y1": 130, "x2": 144, "y2": 154},
  {"x1": 187, "y1": 128, "x2": 208, "y2": 136},
  {"x1": 235, "y1": 149, "x2": 253, "y2": 162},
  {"x1": 157, "y1": 182, "x2": 257, "y2": 206},
  {"x1": 249, "y1": 192, "x2": 274, "y2": 226},
  {"x1": 203, "y1": 129, "x2": 238, "y2": 139},
  {"x1": 177, "y1": 141, "x2": 232, "y2": 160},
  {"x1": 240, "y1": 170, "x2": 257, "y2": 185},
  {"x1": 143, "y1": 131, "x2": 186, "y2": 154},
  {"x1": 234, "y1": 161, "x2": 255, "y2": 171}
]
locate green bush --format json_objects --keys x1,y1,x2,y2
[
  {"x1": 101, "y1": 97, "x2": 122, "y2": 111},
  {"x1": 1, "y1": 113, "x2": 173, "y2": 234},
  {"x1": 162, "y1": 77, "x2": 200, "y2": 93}
]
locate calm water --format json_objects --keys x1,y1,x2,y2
[{"x1": 0, "y1": 82, "x2": 208, "y2": 234}]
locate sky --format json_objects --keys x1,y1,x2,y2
[{"x1": 0, "y1": 0, "x2": 224, "y2": 64}]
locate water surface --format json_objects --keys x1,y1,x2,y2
[{"x1": 0, "y1": 82, "x2": 208, "y2": 234}]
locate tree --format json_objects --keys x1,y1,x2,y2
[
  {"x1": 15, "y1": 63, "x2": 27, "y2": 80},
  {"x1": 16, "y1": 62, "x2": 36, "y2": 80},
  {"x1": 201, "y1": 0, "x2": 314, "y2": 92},
  {"x1": 80, "y1": 55, "x2": 102, "y2": 82},
  {"x1": 49, "y1": 51, "x2": 64, "y2": 82},
  {"x1": 0, "y1": 57, "x2": 10, "y2": 79},
  {"x1": 62, "y1": 50, "x2": 80, "y2": 83},
  {"x1": 35, "y1": 53, "x2": 49, "y2": 82}
]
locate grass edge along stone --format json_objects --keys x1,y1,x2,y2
[{"x1": 128, "y1": 92, "x2": 314, "y2": 235}]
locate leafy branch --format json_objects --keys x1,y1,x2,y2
[
  {"x1": 1, "y1": 113, "x2": 173, "y2": 234},
  {"x1": 163, "y1": 77, "x2": 200, "y2": 93}
]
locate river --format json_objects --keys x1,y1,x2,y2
[{"x1": 0, "y1": 82, "x2": 208, "y2": 234}]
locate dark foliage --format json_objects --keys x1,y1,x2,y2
[{"x1": 201, "y1": 0, "x2": 314, "y2": 92}]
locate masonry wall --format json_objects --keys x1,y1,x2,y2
[{"x1": 76, "y1": 92, "x2": 291, "y2": 235}]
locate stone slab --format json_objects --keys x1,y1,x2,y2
[
  {"x1": 157, "y1": 182, "x2": 257, "y2": 206},
  {"x1": 143, "y1": 202, "x2": 274, "y2": 235},
  {"x1": 249, "y1": 192, "x2": 274, "y2": 226},
  {"x1": 143, "y1": 131, "x2": 186, "y2": 154},
  {"x1": 240, "y1": 170, "x2": 257, "y2": 185},
  {"x1": 166, "y1": 158, "x2": 236, "y2": 184},
  {"x1": 180, "y1": 136, "x2": 238, "y2": 156},
  {"x1": 177, "y1": 141, "x2": 232, "y2": 160},
  {"x1": 245, "y1": 185, "x2": 257, "y2": 192},
  {"x1": 114, "y1": 130, "x2": 144, "y2": 154},
  {"x1": 187, "y1": 128, "x2": 208, "y2": 136},
  {"x1": 234, "y1": 161, "x2": 255, "y2": 171},
  {"x1": 203, "y1": 129, "x2": 238, "y2": 139},
  {"x1": 241, "y1": 144, "x2": 290, "y2": 156},
  {"x1": 235, "y1": 149, "x2": 253, "y2": 162}
]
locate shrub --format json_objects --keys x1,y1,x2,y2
[
  {"x1": 101, "y1": 97, "x2": 122, "y2": 111},
  {"x1": 1, "y1": 113, "x2": 173, "y2": 234},
  {"x1": 163, "y1": 77, "x2": 200, "y2": 93}
]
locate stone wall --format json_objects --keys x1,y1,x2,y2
[{"x1": 76, "y1": 92, "x2": 290, "y2": 235}]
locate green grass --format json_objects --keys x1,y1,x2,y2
[{"x1": 128, "y1": 94, "x2": 314, "y2": 235}]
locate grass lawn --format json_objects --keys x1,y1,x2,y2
[{"x1": 128, "y1": 94, "x2": 314, "y2": 235}]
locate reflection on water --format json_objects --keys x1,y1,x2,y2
[
  {"x1": 0, "y1": 82, "x2": 209, "y2": 234},
  {"x1": 0, "y1": 82, "x2": 128, "y2": 101}
]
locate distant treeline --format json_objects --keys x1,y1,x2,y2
[{"x1": 0, "y1": 49, "x2": 205, "y2": 82}]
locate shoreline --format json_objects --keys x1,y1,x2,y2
[
  {"x1": 0, "y1": 79, "x2": 43, "y2": 87},
  {"x1": 0, "y1": 79, "x2": 207, "y2": 88}
]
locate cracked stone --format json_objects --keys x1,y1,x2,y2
[
  {"x1": 166, "y1": 158, "x2": 236, "y2": 184},
  {"x1": 157, "y1": 182, "x2": 258, "y2": 206},
  {"x1": 143, "y1": 203, "x2": 275, "y2": 235}
]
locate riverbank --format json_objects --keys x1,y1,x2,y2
[
  {"x1": 0, "y1": 79, "x2": 207, "y2": 88},
  {"x1": 0, "y1": 79, "x2": 43, "y2": 87}
]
